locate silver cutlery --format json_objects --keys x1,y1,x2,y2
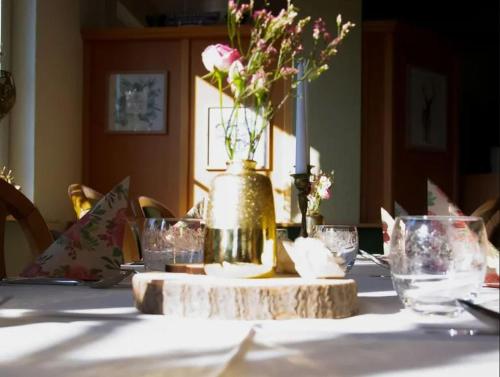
[
  {"x1": 458, "y1": 299, "x2": 500, "y2": 331},
  {"x1": 359, "y1": 249, "x2": 391, "y2": 269},
  {"x1": 1, "y1": 277, "x2": 82, "y2": 286},
  {"x1": 88, "y1": 270, "x2": 134, "y2": 289},
  {"x1": 1, "y1": 270, "x2": 134, "y2": 289},
  {"x1": 0, "y1": 296, "x2": 13, "y2": 307}
]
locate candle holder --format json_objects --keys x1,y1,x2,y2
[{"x1": 292, "y1": 166, "x2": 312, "y2": 238}]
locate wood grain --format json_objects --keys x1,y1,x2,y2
[{"x1": 133, "y1": 272, "x2": 358, "y2": 320}]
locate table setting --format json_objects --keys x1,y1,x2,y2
[{"x1": 1, "y1": 1, "x2": 499, "y2": 376}]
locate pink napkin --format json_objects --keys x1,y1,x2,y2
[{"x1": 21, "y1": 178, "x2": 130, "y2": 281}]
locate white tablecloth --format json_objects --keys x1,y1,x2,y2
[{"x1": 0, "y1": 261, "x2": 498, "y2": 377}]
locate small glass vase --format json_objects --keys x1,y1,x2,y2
[
  {"x1": 204, "y1": 160, "x2": 276, "y2": 278},
  {"x1": 306, "y1": 213, "x2": 324, "y2": 236}
]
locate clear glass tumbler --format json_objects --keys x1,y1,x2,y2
[
  {"x1": 311, "y1": 225, "x2": 359, "y2": 272},
  {"x1": 141, "y1": 218, "x2": 205, "y2": 271},
  {"x1": 389, "y1": 216, "x2": 487, "y2": 316}
]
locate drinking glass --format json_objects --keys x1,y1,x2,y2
[
  {"x1": 141, "y1": 218, "x2": 204, "y2": 271},
  {"x1": 389, "y1": 216, "x2": 487, "y2": 316},
  {"x1": 311, "y1": 225, "x2": 359, "y2": 272}
]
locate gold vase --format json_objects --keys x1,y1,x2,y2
[{"x1": 204, "y1": 160, "x2": 276, "y2": 278}]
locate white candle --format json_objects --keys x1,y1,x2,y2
[{"x1": 295, "y1": 62, "x2": 309, "y2": 174}]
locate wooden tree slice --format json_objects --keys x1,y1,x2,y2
[{"x1": 133, "y1": 272, "x2": 358, "y2": 320}]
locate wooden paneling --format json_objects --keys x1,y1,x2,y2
[
  {"x1": 361, "y1": 21, "x2": 459, "y2": 222},
  {"x1": 391, "y1": 24, "x2": 459, "y2": 216},
  {"x1": 360, "y1": 27, "x2": 395, "y2": 222},
  {"x1": 82, "y1": 26, "x2": 291, "y2": 219},
  {"x1": 83, "y1": 38, "x2": 187, "y2": 215}
]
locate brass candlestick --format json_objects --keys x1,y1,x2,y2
[{"x1": 292, "y1": 166, "x2": 312, "y2": 238}]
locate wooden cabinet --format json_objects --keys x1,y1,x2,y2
[{"x1": 360, "y1": 21, "x2": 459, "y2": 223}]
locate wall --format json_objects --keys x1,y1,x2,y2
[
  {"x1": 0, "y1": 0, "x2": 11, "y2": 167},
  {"x1": 296, "y1": 0, "x2": 362, "y2": 225},
  {"x1": 34, "y1": 0, "x2": 82, "y2": 224},
  {"x1": 10, "y1": 0, "x2": 36, "y2": 200},
  {"x1": 5, "y1": 0, "x2": 82, "y2": 275}
]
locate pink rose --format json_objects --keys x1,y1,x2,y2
[{"x1": 202, "y1": 44, "x2": 241, "y2": 73}]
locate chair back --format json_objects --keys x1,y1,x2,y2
[
  {"x1": 0, "y1": 179, "x2": 53, "y2": 278},
  {"x1": 136, "y1": 196, "x2": 176, "y2": 218},
  {"x1": 68, "y1": 183, "x2": 104, "y2": 219},
  {"x1": 471, "y1": 197, "x2": 500, "y2": 246}
]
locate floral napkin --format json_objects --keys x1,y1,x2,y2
[
  {"x1": 380, "y1": 208, "x2": 395, "y2": 256},
  {"x1": 21, "y1": 178, "x2": 130, "y2": 281},
  {"x1": 427, "y1": 179, "x2": 499, "y2": 286},
  {"x1": 427, "y1": 180, "x2": 464, "y2": 216}
]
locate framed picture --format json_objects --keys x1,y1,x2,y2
[
  {"x1": 107, "y1": 72, "x2": 167, "y2": 133},
  {"x1": 207, "y1": 107, "x2": 271, "y2": 170},
  {"x1": 406, "y1": 66, "x2": 448, "y2": 150}
]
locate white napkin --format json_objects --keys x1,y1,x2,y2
[{"x1": 286, "y1": 237, "x2": 345, "y2": 279}]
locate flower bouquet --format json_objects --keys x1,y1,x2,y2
[
  {"x1": 201, "y1": 0, "x2": 354, "y2": 161},
  {"x1": 200, "y1": 0, "x2": 353, "y2": 277},
  {"x1": 307, "y1": 169, "x2": 334, "y2": 217}
]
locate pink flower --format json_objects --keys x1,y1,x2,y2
[
  {"x1": 20, "y1": 263, "x2": 48, "y2": 277},
  {"x1": 250, "y1": 70, "x2": 267, "y2": 93},
  {"x1": 313, "y1": 18, "x2": 327, "y2": 40},
  {"x1": 320, "y1": 188, "x2": 331, "y2": 200},
  {"x1": 280, "y1": 66, "x2": 298, "y2": 76},
  {"x1": 202, "y1": 44, "x2": 241, "y2": 73},
  {"x1": 66, "y1": 265, "x2": 97, "y2": 281}
]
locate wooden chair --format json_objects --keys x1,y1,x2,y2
[
  {"x1": 471, "y1": 197, "x2": 500, "y2": 246},
  {"x1": 136, "y1": 196, "x2": 176, "y2": 218},
  {"x1": 68, "y1": 183, "x2": 104, "y2": 219},
  {"x1": 0, "y1": 179, "x2": 54, "y2": 278}
]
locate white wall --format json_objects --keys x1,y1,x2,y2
[
  {"x1": 297, "y1": 0, "x2": 362, "y2": 225},
  {"x1": 10, "y1": 0, "x2": 36, "y2": 200},
  {"x1": 5, "y1": 0, "x2": 82, "y2": 275},
  {"x1": 0, "y1": 0, "x2": 11, "y2": 167},
  {"x1": 34, "y1": 0, "x2": 82, "y2": 223}
]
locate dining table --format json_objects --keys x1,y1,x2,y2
[{"x1": 0, "y1": 259, "x2": 498, "y2": 377}]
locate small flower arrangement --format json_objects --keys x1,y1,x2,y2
[
  {"x1": 1, "y1": 166, "x2": 15, "y2": 185},
  {"x1": 307, "y1": 169, "x2": 334, "y2": 216},
  {"x1": 201, "y1": 0, "x2": 354, "y2": 161}
]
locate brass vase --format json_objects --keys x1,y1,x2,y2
[{"x1": 204, "y1": 160, "x2": 276, "y2": 278}]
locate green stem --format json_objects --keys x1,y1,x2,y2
[{"x1": 217, "y1": 73, "x2": 233, "y2": 159}]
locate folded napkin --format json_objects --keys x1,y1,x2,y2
[
  {"x1": 286, "y1": 237, "x2": 345, "y2": 279},
  {"x1": 380, "y1": 202, "x2": 409, "y2": 256},
  {"x1": 185, "y1": 197, "x2": 208, "y2": 220},
  {"x1": 380, "y1": 207, "x2": 396, "y2": 256},
  {"x1": 21, "y1": 178, "x2": 130, "y2": 281},
  {"x1": 426, "y1": 179, "x2": 499, "y2": 285},
  {"x1": 427, "y1": 179, "x2": 464, "y2": 216}
]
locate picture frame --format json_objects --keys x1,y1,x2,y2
[
  {"x1": 206, "y1": 107, "x2": 271, "y2": 170},
  {"x1": 107, "y1": 72, "x2": 167, "y2": 133},
  {"x1": 406, "y1": 66, "x2": 448, "y2": 151}
]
